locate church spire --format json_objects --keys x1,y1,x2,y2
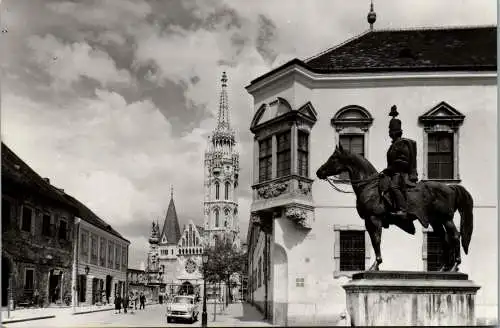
[
  {"x1": 217, "y1": 72, "x2": 230, "y2": 131},
  {"x1": 367, "y1": 0, "x2": 377, "y2": 31}
]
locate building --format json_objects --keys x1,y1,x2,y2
[
  {"x1": 127, "y1": 268, "x2": 162, "y2": 303},
  {"x1": 204, "y1": 72, "x2": 241, "y2": 248},
  {"x1": 2, "y1": 143, "x2": 77, "y2": 308},
  {"x1": 147, "y1": 190, "x2": 205, "y2": 298},
  {"x1": 245, "y1": 16, "x2": 497, "y2": 327},
  {"x1": 68, "y1": 195, "x2": 130, "y2": 306}
]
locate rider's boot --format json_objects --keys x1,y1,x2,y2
[{"x1": 390, "y1": 188, "x2": 408, "y2": 219}]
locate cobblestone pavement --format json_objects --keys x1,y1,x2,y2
[{"x1": 3, "y1": 302, "x2": 272, "y2": 327}]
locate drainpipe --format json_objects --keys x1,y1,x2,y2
[
  {"x1": 72, "y1": 217, "x2": 81, "y2": 313},
  {"x1": 264, "y1": 234, "x2": 268, "y2": 319}
]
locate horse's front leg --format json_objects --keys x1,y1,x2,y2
[{"x1": 366, "y1": 216, "x2": 383, "y2": 271}]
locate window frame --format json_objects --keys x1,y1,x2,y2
[
  {"x1": 214, "y1": 209, "x2": 220, "y2": 228},
  {"x1": 333, "y1": 224, "x2": 371, "y2": 278},
  {"x1": 2, "y1": 197, "x2": 12, "y2": 230},
  {"x1": 331, "y1": 105, "x2": 373, "y2": 184},
  {"x1": 419, "y1": 101, "x2": 464, "y2": 183},
  {"x1": 258, "y1": 137, "x2": 273, "y2": 183},
  {"x1": 276, "y1": 130, "x2": 292, "y2": 178},
  {"x1": 99, "y1": 237, "x2": 107, "y2": 267},
  {"x1": 224, "y1": 181, "x2": 230, "y2": 200},
  {"x1": 297, "y1": 130, "x2": 309, "y2": 178},
  {"x1": 58, "y1": 217, "x2": 68, "y2": 241},
  {"x1": 90, "y1": 233, "x2": 98, "y2": 265},
  {"x1": 42, "y1": 213, "x2": 52, "y2": 237},
  {"x1": 80, "y1": 229, "x2": 89, "y2": 263},
  {"x1": 422, "y1": 227, "x2": 456, "y2": 271},
  {"x1": 20, "y1": 205, "x2": 34, "y2": 233},
  {"x1": 427, "y1": 132, "x2": 454, "y2": 180},
  {"x1": 337, "y1": 133, "x2": 366, "y2": 181},
  {"x1": 215, "y1": 182, "x2": 220, "y2": 200}
]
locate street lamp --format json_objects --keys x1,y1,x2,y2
[{"x1": 202, "y1": 252, "x2": 209, "y2": 328}]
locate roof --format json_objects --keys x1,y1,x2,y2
[
  {"x1": 2, "y1": 142, "x2": 75, "y2": 209},
  {"x1": 2, "y1": 142, "x2": 129, "y2": 244},
  {"x1": 249, "y1": 26, "x2": 497, "y2": 86},
  {"x1": 160, "y1": 197, "x2": 181, "y2": 245},
  {"x1": 63, "y1": 193, "x2": 129, "y2": 243}
]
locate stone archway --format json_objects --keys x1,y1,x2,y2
[
  {"x1": 179, "y1": 281, "x2": 194, "y2": 295},
  {"x1": 273, "y1": 243, "x2": 288, "y2": 326}
]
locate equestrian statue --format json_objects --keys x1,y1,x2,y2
[{"x1": 316, "y1": 105, "x2": 473, "y2": 272}]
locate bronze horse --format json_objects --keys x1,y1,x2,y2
[{"x1": 316, "y1": 144, "x2": 474, "y2": 272}]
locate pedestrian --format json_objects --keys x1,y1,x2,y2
[
  {"x1": 33, "y1": 289, "x2": 40, "y2": 307},
  {"x1": 139, "y1": 292, "x2": 145, "y2": 310},
  {"x1": 114, "y1": 293, "x2": 122, "y2": 314},
  {"x1": 134, "y1": 292, "x2": 138, "y2": 310},
  {"x1": 123, "y1": 293, "x2": 129, "y2": 314}
]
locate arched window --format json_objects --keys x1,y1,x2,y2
[
  {"x1": 215, "y1": 182, "x2": 220, "y2": 200},
  {"x1": 331, "y1": 105, "x2": 373, "y2": 181},
  {"x1": 215, "y1": 209, "x2": 219, "y2": 227},
  {"x1": 196, "y1": 237, "x2": 199, "y2": 246},
  {"x1": 225, "y1": 181, "x2": 230, "y2": 200},
  {"x1": 224, "y1": 208, "x2": 230, "y2": 227},
  {"x1": 182, "y1": 238, "x2": 186, "y2": 247}
]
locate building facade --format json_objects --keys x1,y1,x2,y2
[
  {"x1": 2, "y1": 143, "x2": 76, "y2": 308},
  {"x1": 245, "y1": 25, "x2": 497, "y2": 325},
  {"x1": 147, "y1": 191, "x2": 205, "y2": 298},
  {"x1": 204, "y1": 72, "x2": 241, "y2": 248},
  {"x1": 70, "y1": 199, "x2": 130, "y2": 306},
  {"x1": 127, "y1": 268, "x2": 163, "y2": 304}
]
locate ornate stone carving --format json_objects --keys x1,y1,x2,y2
[
  {"x1": 297, "y1": 180, "x2": 311, "y2": 195},
  {"x1": 257, "y1": 182, "x2": 289, "y2": 199},
  {"x1": 285, "y1": 206, "x2": 313, "y2": 229}
]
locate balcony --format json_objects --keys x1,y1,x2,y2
[{"x1": 251, "y1": 175, "x2": 314, "y2": 229}]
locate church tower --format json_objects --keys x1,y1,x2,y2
[
  {"x1": 204, "y1": 72, "x2": 240, "y2": 248},
  {"x1": 157, "y1": 187, "x2": 182, "y2": 283}
]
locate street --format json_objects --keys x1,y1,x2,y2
[{"x1": 3, "y1": 302, "x2": 271, "y2": 327}]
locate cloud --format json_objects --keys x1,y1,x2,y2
[
  {"x1": 27, "y1": 34, "x2": 132, "y2": 89},
  {"x1": 2, "y1": 0, "x2": 496, "y2": 268}
]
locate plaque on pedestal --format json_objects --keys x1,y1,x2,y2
[{"x1": 343, "y1": 271, "x2": 480, "y2": 326}]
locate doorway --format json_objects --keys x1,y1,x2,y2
[
  {"x1": 273, "y1": 244, "x2": 288, "y2": 326},
  {"x1": 105, "y1": 275, "x2": 112, "y2": 303},
  {"x1": 2, "y1": 257, "x2": 10, "y2": 307},
  {"x1": 92, "y1": 278, "x2": 99, "y2": 304},
  {"x1": 49, "y1": 269, "x2": 62, "y2": 303},
  {"x1": 179, "y1": 281, "x2": 194, "y2": 295}
]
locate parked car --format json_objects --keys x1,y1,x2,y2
[{"x1": 166, "y1": 295, "x2": 199, "y2": 323}]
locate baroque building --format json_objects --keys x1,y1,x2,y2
[
  {"x1": 245, "y1": 12, "x2": 497, "y2": 327},
  {"x1": 204, "y1": 72, "x2": 241, "y2": 248}
]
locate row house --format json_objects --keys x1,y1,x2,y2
[
  {"x1": 245, "y1": 25, "x2": 497, "y2": 326},
  {"x1": 1, "y1": 142, "x2": 130, "y2": 308},
  {"x1": 2, "y1": 143, "x2": 76, "y2": 307}
]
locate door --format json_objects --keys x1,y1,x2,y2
[
  {"x1": 105, "y1": 275, "x2": 112, "y2": 302},
  {"x1": 2, "y1": 257, "x2": 10, "y2": 306},
  {"x1": 49, "y1": 270, "x2": 62, "y2": 303},
  {"x1": 78, "y1": 275, "x2": 87, "y2": 303},
  {"x1": 273, "y1": 244, "x2": 288, "y2": 326}
]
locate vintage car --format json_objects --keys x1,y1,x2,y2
[{"x1": 166, "y1": 295, "x2": 199, "y2": 323}]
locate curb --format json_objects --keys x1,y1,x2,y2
[
  {"x1": 2, "y1": 314, "x2": 56, "y2": 324},
  {"x1": 73, "y1": 307, "x2": 115, "y2": 315}
]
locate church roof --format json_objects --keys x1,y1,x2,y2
[
  {"x1": 160, "y1": 196, "x2": 182, "y2": 245},
  {"x1": 249, "y1": 26, "x2": 496, "y2": 86}
]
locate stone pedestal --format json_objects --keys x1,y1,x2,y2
[{"x1": 342, "y1": 271, "x2": 480, "y2": 326}]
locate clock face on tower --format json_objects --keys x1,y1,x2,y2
[{"x1": 185, "y1": 258, "x2": 197, "y2": 274}]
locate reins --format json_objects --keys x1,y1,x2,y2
[{"x1": 325, "y1": 174, "x2": 379, "y2": 194}]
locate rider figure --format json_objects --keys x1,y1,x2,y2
[{"x1": 383, "y1": 105, "x2": 418, "y2": 219}]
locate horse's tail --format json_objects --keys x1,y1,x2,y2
[{"x1": 450, "y1": 184, "x2": 474, "y2": 254}]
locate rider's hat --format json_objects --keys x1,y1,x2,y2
[{"x1": 389, "y1": 105, "x2": 402, "y2": 133}]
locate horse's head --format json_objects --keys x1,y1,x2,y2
[{"x1": 316, "y1": 143, "x2": 350, "y2": 180}]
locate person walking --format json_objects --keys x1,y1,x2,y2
[
  {"x1": 123, "y1": 293, "x2": 129, "y2": 314},
  {"x1": 139, "y1": 292, "x2": 145, "y2": 310},
  {"x1": 134, "y1": 292, "x2": 139, "y2": 310},
  {"x1": 114, "y1": 294, "x2": 122, "y2": 314}
]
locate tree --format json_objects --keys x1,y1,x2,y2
[{"x1": 202, "y1": 238, "x2": 246, "y2": 305}]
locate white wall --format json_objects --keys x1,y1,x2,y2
[{"x1": 253, "y1": 72, "x2": 497, "y2": 323}]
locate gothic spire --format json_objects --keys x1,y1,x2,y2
[{"x1": 217, "y1": 72, "x2": 230, "y2": 131}]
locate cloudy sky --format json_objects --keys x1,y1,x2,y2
[{"x1": 1, "y1": 0, "x2": 496, "y2": 268}]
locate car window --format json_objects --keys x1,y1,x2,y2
[{"x1": 174, "y1": 297, "x2": 193, "y2": 304}]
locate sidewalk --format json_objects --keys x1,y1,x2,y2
[
  {"x1": 1, "y1": 304, "x2": 115, "y2": 324},
  {"x1": 211, "y1": 302, "x2": 272, "y2": 327}
]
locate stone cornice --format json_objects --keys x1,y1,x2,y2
[{"x1": 246, "y1": 64, "x2": 496, "y2": 95}]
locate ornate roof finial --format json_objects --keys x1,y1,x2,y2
[
  {"x1": 216, "y1": 71, "x2": 230, "y2": 131},
  {"x1": 170, "y1": 185, "x2": 174, "y2": 199},
  {"x1": 221, "y1": 71, "x2": 228, "y2": 88},
  {"x1": 367, "y1": 0, "x2": 377, "y2": 31}
]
